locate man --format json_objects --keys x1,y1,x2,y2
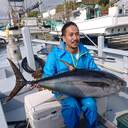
[{"x1": 43, "y1": 22, "x2": 100, "y2": 128}]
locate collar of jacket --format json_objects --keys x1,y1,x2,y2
[{"x1": 57, "y1": 41, "x2": 88, "y2": 58}]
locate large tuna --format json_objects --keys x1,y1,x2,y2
[{"x1": 5, "y1": 59, "x2": 126, "y2": 102}]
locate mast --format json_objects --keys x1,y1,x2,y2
[{"x1": 7, "y1": 0, "x2": 24, "y2": 27}]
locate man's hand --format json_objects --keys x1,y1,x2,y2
[
  {"x1": 32, "y1": 68, "x2": 42, "y2": 79},
  {"x1": 31, "y1": 68, "x2": 46, "y2": 91},
  {"x1": 31, "y1": 83, "x2": 46, "y2": 91}
]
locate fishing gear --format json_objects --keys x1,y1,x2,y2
[{"x1": 21, "y1": 54, "x2": 45, "y2": 75}]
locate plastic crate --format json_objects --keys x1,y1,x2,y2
[{"x1": 116, "y1": 113, "x2": 128, "y2": 128}]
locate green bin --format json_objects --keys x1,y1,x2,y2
[{"x1": 116, "y1": 113, "x2": 128, "y2": 128}]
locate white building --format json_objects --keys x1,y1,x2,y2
[{"x1": 43, "y1": 9, "x2": 56, "y2": 19}]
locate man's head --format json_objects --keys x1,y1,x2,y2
[{"x1": 61, "y1": 22, "x2": 80, "y2": 51}]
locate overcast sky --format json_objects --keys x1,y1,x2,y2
[{"x1": 0, "y1": 0, "x2": 9, "y2": 19}]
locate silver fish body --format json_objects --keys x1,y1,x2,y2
[
  {"x1": 6, "y1": 59, "x2": 126, "y2": 102},
  {"x1": 36, "y1": 69, "x2": 126, "y2": 98}
]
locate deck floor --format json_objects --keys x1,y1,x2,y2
[
  {"x1": 79, "y1": 118, "x2": 107, "y2": 128},
  {"x1": 8, "y1": 119, "x2": 107, "y2": 128}
]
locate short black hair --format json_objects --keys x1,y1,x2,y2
[{"x1": 61, "y1": 21, "x2": 79, "y2": 36}]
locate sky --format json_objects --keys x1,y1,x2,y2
[{"x1": 0, "y1": 0, "x2": 9, "y2": 19}]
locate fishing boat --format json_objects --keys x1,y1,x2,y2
[
  {"x1": 0, "y1": 1, "x2": 128, "y2": 128},
  {"x1": 23, "y1": 4, "x2": 128, "y2": 128}
]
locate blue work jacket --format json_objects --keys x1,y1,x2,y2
[{"x1": 43, "y1": 41, "x2": 99, "y2": 77}]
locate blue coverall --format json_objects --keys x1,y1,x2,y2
[{"x1": 43, "y1": 41, "x2": 100, "y2": 128}]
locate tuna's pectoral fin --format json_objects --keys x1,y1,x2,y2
[
  {"x1": 5, "y1": 59, "x2": 27, "y2": 102},
  {"x1": 60, "y1": 59, "x2": 75, "y2": 71}
]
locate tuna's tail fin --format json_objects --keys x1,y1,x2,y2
[{"x1": 6, "y1": 59, "x2": 27, "y2": 102}]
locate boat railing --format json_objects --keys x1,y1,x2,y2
[{"x1": 85, "y1": 35, "x2": 128, "y2": 74}]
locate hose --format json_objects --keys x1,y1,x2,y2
[{"x1": 21, "y1": 55, "x2": 45, "y2": 74}]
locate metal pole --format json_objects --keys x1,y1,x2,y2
[
  {"x1": 98, "y1": 35, "x2": 105, "y2": 63},
  {"x1": 98, "y1": 35, "x2": 104, "y2": 57},
  {"x1": 21, "y1": 27, "x2": 36, "y2": 70},
  {"x1": 64, "y1": 0, "x2": 67, "y2": 21}
]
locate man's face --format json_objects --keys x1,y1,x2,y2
[{"x1": 63, "y1": 25, "x2": 80, "y2": 49}]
